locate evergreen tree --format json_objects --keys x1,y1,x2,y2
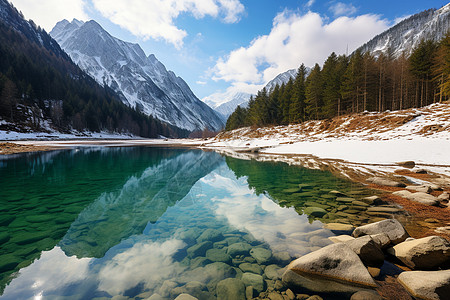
[
  {"x1": 289, "y1": 64, "x2": 306, "y2": 123},
  {"x1": 305, "y1": 64, "x2": 323, "y2": 120}
]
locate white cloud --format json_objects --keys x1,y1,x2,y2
[
  {"x1": 196, "y1": 80, "x2": 207, "y2": 85},
  {"x1": 9, "y1": 0, "x2": 88, "y2": 31},
  {"x1": 329, "y1": 2, "x2": 357, "y2": 17},
  {"x1": 92, "y1": 0, "x2": 245, "y2": 48},
  {"x1": 306, "y1": 0, "x2": 316, "y2": 8},
  {"x1": 211, "y1": 10, "x2": 389, "y2": 93}
]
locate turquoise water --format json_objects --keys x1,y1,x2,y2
[{"x1": 0, "y1": 147, "x2": 388, "y2": 299}]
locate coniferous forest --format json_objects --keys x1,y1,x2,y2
[
  {"x1": 226, "y1": 34, "x2": 450, "y2": 131},
  {"x1": 0, "y1": 4, "x2": 188, "y2": 138}
]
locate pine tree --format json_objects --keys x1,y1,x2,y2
[
  {"x1": 305, "y1": 64, "x2": 323, "y2": 120},
  {"x1": 289, "y1": 64, "x2": 306, "y2": 123}
]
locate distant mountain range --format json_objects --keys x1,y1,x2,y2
[
  {"x1": 358, "y1": 3, "x2": 450, "y2": 57},
  {"x1": 51, "y1": 19, "x2": 224, "y2": 132}
]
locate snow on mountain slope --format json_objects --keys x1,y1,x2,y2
[
  {"x1": 358, "y1": 3, "x2": 450, "y2": 57},
  {"x1": 50, "y1": 19, "x2": 224, "y2": 132},
  {"x1": 203, "y1": 69, "x2": 300, "y2": 118},
  {"x1": 203, "y1": 91, "x2": 252, "y2": 119}
]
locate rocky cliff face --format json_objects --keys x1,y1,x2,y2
[{"x1": 51, "y1": 19, "x2": 224, "y2": 132}]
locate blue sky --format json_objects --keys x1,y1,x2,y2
[{"x1": 10, "y1": 0, "x2": 450, "y2": 103}]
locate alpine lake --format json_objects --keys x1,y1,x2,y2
[{"x1": 0, "y1": 147, "x2": 412, "y2": 300}]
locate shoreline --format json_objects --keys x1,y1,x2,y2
[{"x1": 2, "y1": 138, "x2": 449, "y2": 238}]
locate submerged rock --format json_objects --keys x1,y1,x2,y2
[
  {"x1": 282, "y1": 243, "x2": 377, "y2": 294},
  {"x1": 216, "y1": 278, "x2": 246, "y2": 300},
  {"x1": 250, "y1": 247, "x2": 272, "y2": 264},
  {"x1": 227, "y1": 242, "x2": 252, "y2": 257},
  {"x1": 387, "y1": 236, "x2": 450, "y2": 270},
  {"x1": 241, "y1": 272, "x2": 265, "y2": 293},
  {"x1": 303, "y1": 207, "x2": 327, "y2": 218},
  {"x1": 324, "y1": 223, "x2": 355, "y2": 235},
  {"x1": 398, "y1": 270, "x2": 450, "y2": 300},
  {"x1": 329, "y1": 235, "x2": 355, "y2": 244},
  {"x1": 352, "y1": 219, "x2": 409, "y2": 245}
]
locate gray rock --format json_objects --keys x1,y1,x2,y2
[
  {"x1": 239, "y1": 263, "x2": 263, "y2": 275},
  {"x1": 265, "y1": 264, "x2": 282, "y2": 280},
  {"x1": 350, "y1": 290, "x2": 383, "y2": 300},
  {"x1": 197, "y1": 229, "x2": 223, "y2": 243},
  {"x1": 367, "y1": 177, "x2": 406, "y2": 187},
  {"x1": 393, "y1": 191, "x2": 439, "y2": 206},
  {"x1": 352, "y1": 219, "x2": 409, "y2": 245},
  {"x1": 227, "y1": 242, "x2": 252, "y2": 257},
  {"x1": 406, "y1": 185, "x2": 433, "y2": 193},
  {"x1": 216, "y1": 278, "x2": 246, "y2": 300},
  {"x1": 369, "y1": 233, "x2": 391, "y2": 249},
  {"x1": 206, "y1": 248, "x2": 231, "y2": 263},
  {"x1": 398, "y1": 270, "x2": 450, "y2": 300},
  {"x1": 250, "y1": 247, "x2": 272, "y2": 264},
  {"x1": 241, "y1": 272, "x2": 265, "y2": 293},
  {"x1": 282, "y1": 243, "x2": 377, "y2": 293},
  {"x1": 387, "y1": 236, "x2": 450, "y2": 270},
  {"x1": 303, "y1": 207, "x2": 327, "y2": 218},
  {"x1": 174, "y1": 294, "x2": 198, "y2": 300},
  {"x1": 187, "y1": 241, "x2": 213, "y2": 258},
  {"x1": 345, "y1": 236, "x2": 385, "y2": 267}
]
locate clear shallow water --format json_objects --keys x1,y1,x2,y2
[{"x1": 0, "y1": 147, "x2": 389, "y2": 299}]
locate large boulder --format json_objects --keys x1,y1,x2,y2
[
  {"x1": 398, "y1": 270, "x2": 450, "y2": 300},
  {"x1": 216, "y1": 278, "x2": 246, "y2": 300},
  {"x1": 282, "y1": 243, "x2": 377, "y2": 294},
  {"x1": 387, "y1": 236, "x2": 450, "y2": 270},
  {"x1": 345, "y1": 236, "x2": 385, "y2": 267},
  {"x1": 352, "y1": 219, "x2": 409, "y2": 245},
  {"x1": 367, "y1": 177, "x2": 406, "y2": 187}
]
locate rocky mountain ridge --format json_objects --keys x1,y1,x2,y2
[{"x1": 51, "y1": 19, "x2": 224, "y2": 132}]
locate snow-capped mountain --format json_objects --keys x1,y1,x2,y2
[
  {"x1": 203, "y1": 69, "x2": 300, "y2": 118},
  {"x1": 358, "y1": 3, "x2": 450, "y2": 57},
  {"x1": 51, "y1": 19, "x2": 224, "y2": 132},
  {"x1": 203, "y1": 91, "x2": 252, "y2": 118}
]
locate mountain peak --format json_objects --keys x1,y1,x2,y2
[{"x1": 50, "y1": 19, "x2": 224, "y2": 132}]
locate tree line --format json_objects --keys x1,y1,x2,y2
[
  {"x1": 0, "y1": 16, "x2": 188, "y2": 138},
  {"x1": 226, "y1": 33, "x2": 450, "y2": 131}
]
